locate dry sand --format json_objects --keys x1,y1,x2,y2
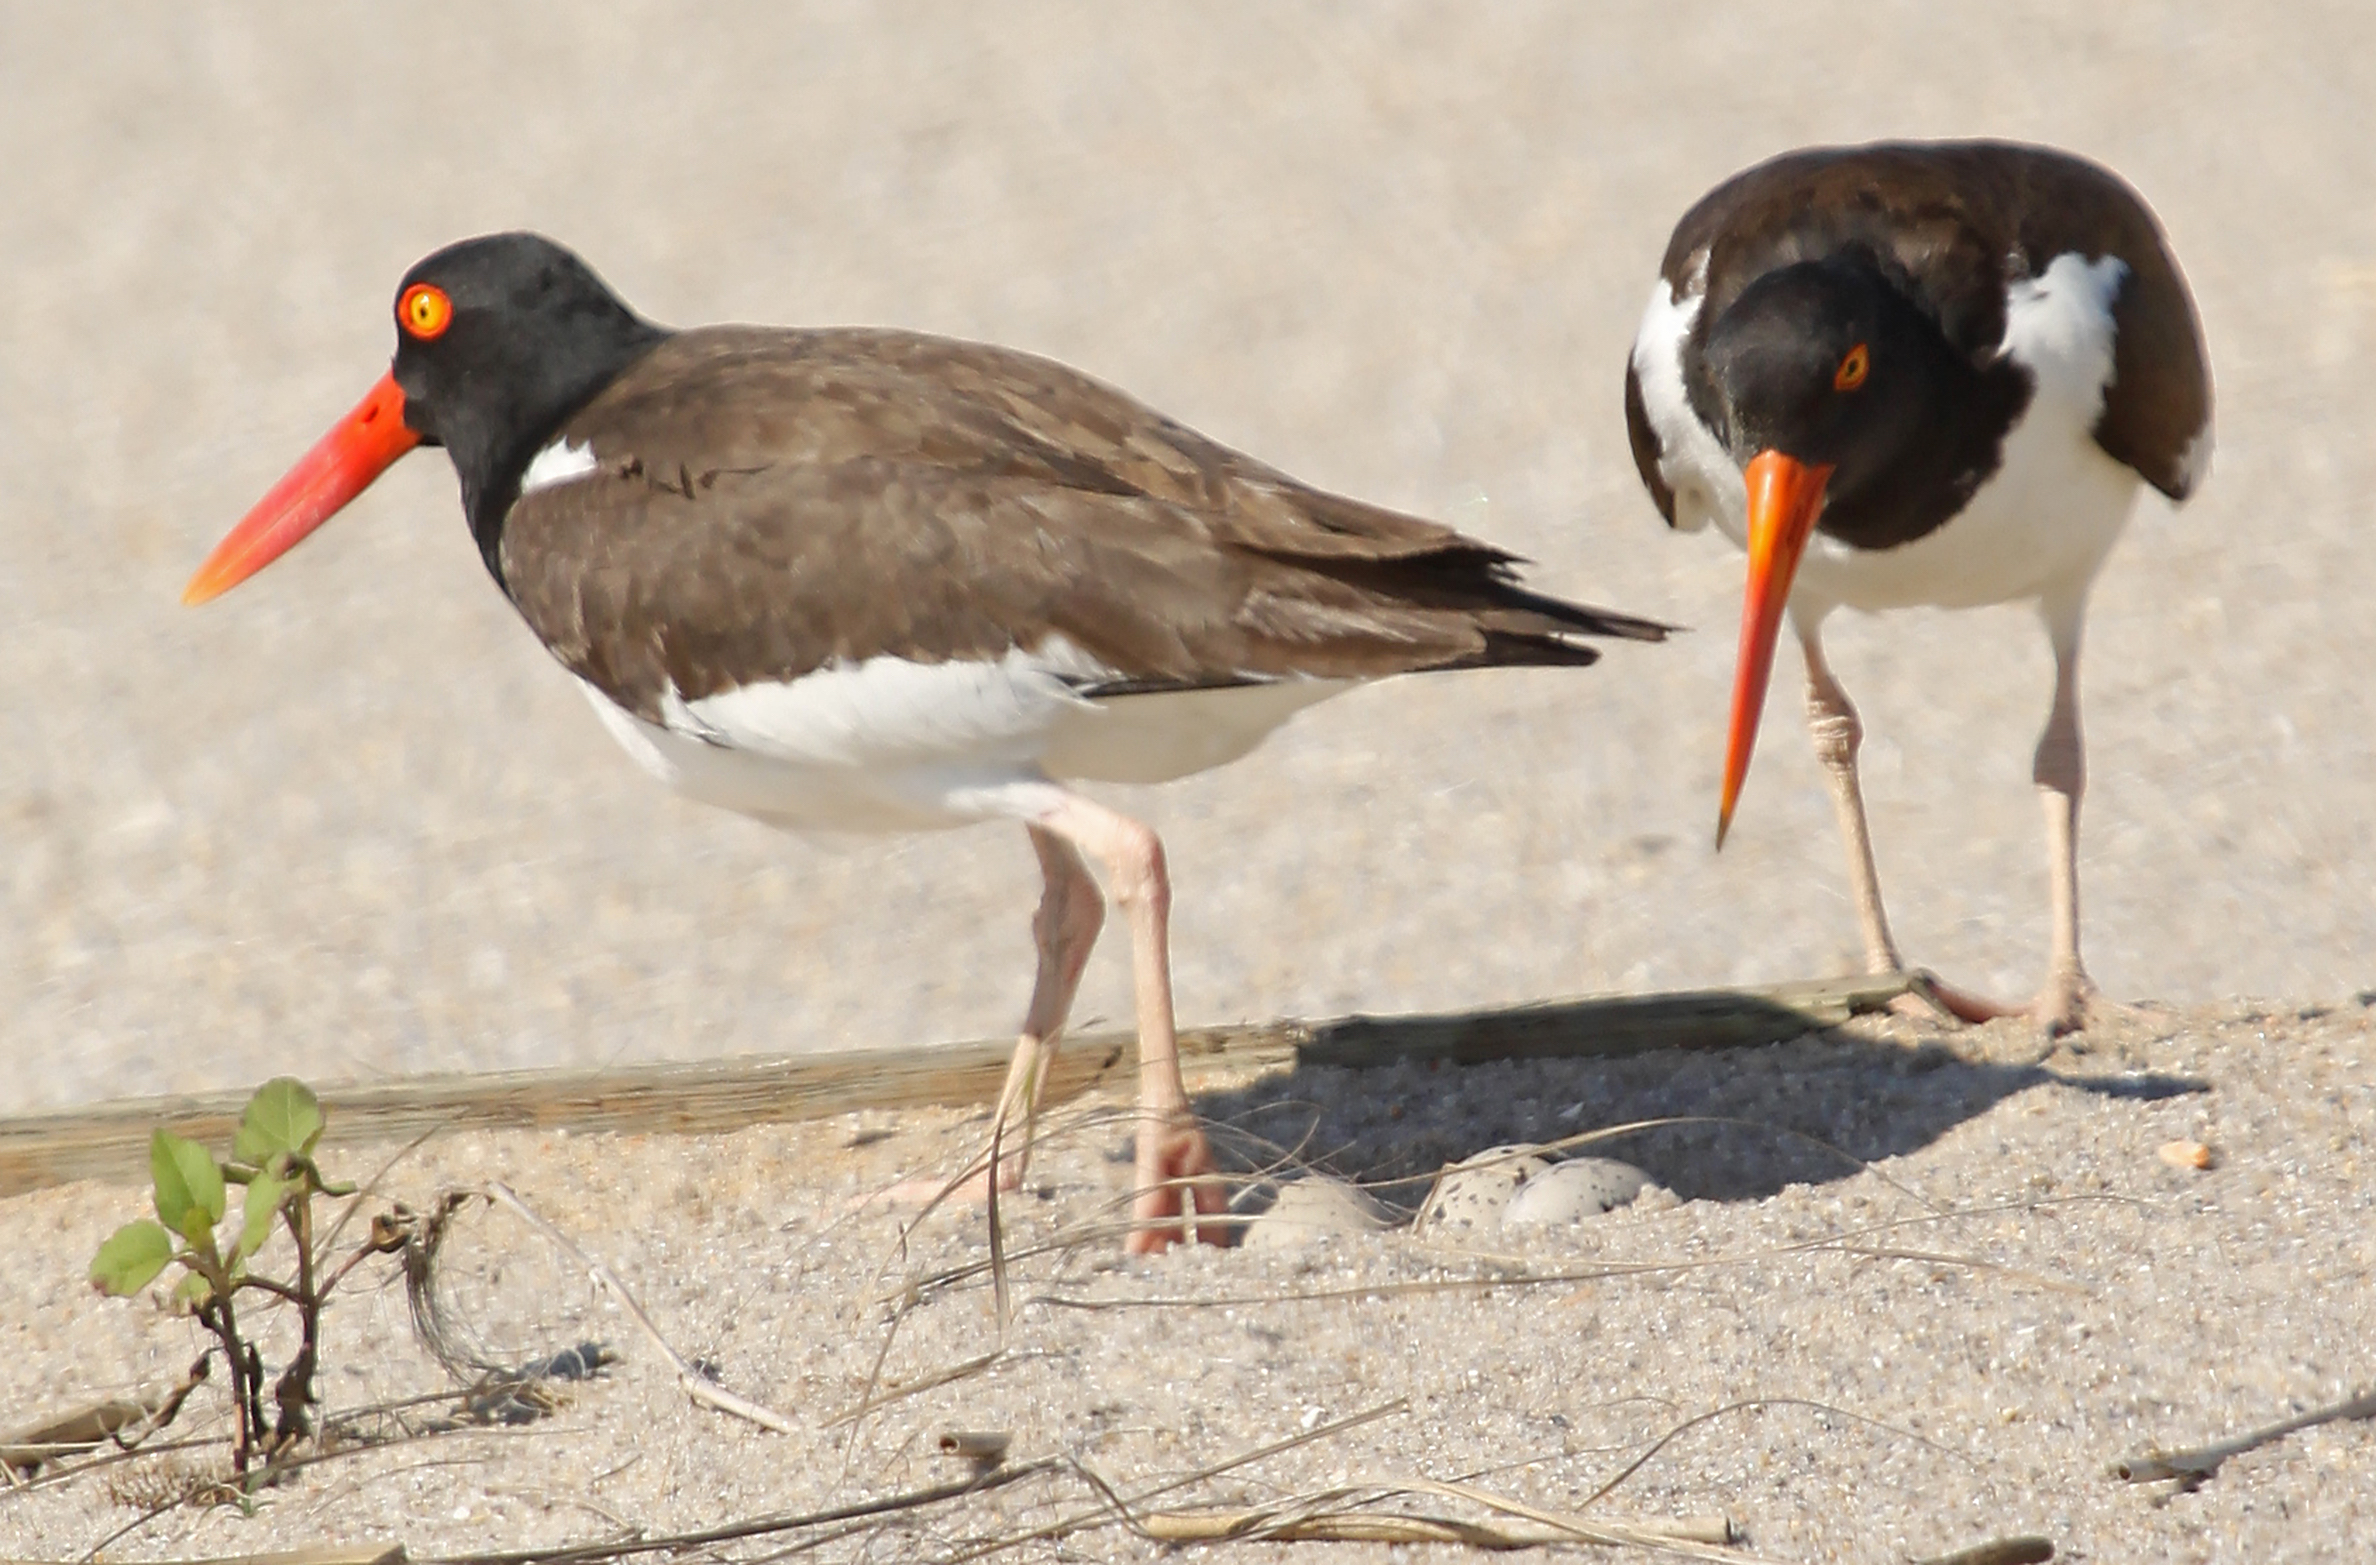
[
  {"x1": 4, "y1": 3, "x2": 2374, "y2": 1561},
  {"x1": 5, "y1": 1002, "x2": 2373, "y2": 1561}
]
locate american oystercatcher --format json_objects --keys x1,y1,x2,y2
[
  {"x1": 186, "y1": 232, "x2": 1669, "y2": 1249},
  {"x1": 1623, "y1": 141, "x2": 2212, "y2": 1033}
]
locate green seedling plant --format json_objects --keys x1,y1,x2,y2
[{"x1": 89, "y1": 1077, "x2": 370, "y2": 1478}]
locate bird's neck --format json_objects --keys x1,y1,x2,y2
[
  {"x1": 456, "y1": 322, "x2": 672, "y2": 588},
  {"x1": 1821, "y1": 354, "x2": 2034, "y2": 552}
]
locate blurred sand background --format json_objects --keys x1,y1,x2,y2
[{"x1": 3, "y1": 4, "x2": 2371, "y2": 1103}]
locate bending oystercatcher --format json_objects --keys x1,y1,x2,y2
[
  {"x1": 187, "y1": 232, "x2": 1669, "y2": 1250},
  {"x1": 1623, "y1": 141, "x2": 2212, "y2": 1033}
]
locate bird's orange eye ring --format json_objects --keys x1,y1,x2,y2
[
  {"x1": 1833, "y1": 342, "x2": 1869, "y2": 391},
  {"x1": 399, "y1": 283, "x2": 452, "y2": 340}
]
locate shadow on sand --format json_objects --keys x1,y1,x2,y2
[{"x1": 1185, "y1": 980, "x2": 2207, "y2": 1209}]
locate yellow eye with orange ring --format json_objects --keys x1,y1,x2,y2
[
  {"x1": 1833, "y1": 342, "x2": 1869, "y2": 391},
  {"x1": 399, "y1": 283, "x2": 453, "y2": 340}
]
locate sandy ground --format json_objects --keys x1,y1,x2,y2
[
  {"x1": 4, "y1": 1002, "x2": 2373, "y2": 1562},
  {"x1": 4, "y1": 3, "x2": 2374, "y2": 1561},
  {"x1": 4, "y1": 3, "x2": 2374, "y2": 1108}
]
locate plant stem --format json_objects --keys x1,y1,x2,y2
[{"x1": 272, "y1": 1182, "x2": 321, "y2": 1448}]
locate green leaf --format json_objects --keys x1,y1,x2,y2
[
  {"x1": 90, "y1": 1220, "x2": 176, "y2": 1296},
  {"x1": 173, "y1": 1270, "x2": 214, "y2": 1311},
  {"x1": 151, "y1": 1130, "x2": 226, "y2": 1244},
  {"x1": 237, "y1": 1172, "x2": 287, "y2": 1262},
  {"x1": 235, "y1": 1077, "x2": 324, "y2": 1165}
]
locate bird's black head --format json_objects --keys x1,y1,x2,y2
[
  {"x1": 182, "y1": 233, "x2": 669, "y2": 607},
  {"x1": 390, "y1": 232, "x2": 668, "y2": 527},
  {"x1": 1695, "y1": 254, "x2": 1937, "y2": 501}
]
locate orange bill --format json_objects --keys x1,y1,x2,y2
[
  {"x1": 182, "y1": 371, "x2": 421, "y2": 605},
  {"x1": 1716, "y1": 449, "x2": 1833, "y2": 848}
]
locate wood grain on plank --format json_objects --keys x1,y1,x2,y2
[{"x1": 0, "y1": 974, "x2": 1916, "y2": 1197}]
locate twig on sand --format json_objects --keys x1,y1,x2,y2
[
  {"x1": 1912, "y1": 1537, "x2": 2055, "y2": 1565},
  {"x1": 480, "y1": 1181, "x2": 799, "y2": 1438},
  {"x1": 1, "y1": 1354, "x2": 211, "y2": 1477},
  {"x1": 935, "y1": 1429, "x2": 1011, "y2": 1465},
  {"x1": 2112, "y1": 1386, "x2": 2376, "y2": 1487}
]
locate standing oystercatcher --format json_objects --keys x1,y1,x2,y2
[
  {"x1": 187, "y1": 232, "x2": 1669, "y2": 1249},
  {"x1": 1623, "y1": 141, "x2": 2212, "y2": 1033}
]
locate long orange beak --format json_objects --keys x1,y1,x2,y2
[
  {"x1": 1716, "y1": 449, "x2": 1833, "y2": 849},
  {"x1": 182, "y1": 371, "x2": 422, "y2": 605}
]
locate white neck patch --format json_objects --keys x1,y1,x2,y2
[{"x1": 519, "y1": 437, "x2": 600, "y2": 497}]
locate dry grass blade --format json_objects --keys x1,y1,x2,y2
[
  {"x1": 1818, "y1": 1243, "x2": 2088, "y2": 1296},
  {"x1": 480, "y1": 1182, "x2": 798, "y2": 1437},
  {"x1": 2112, "y1": 1385, "x2": 2376, "y2": 1486},
  {"x1": 1577, "y1": 1399, "x2": 1969, "y2": 1512},
  {"x1": 932, "y1": 1398, "x2": 1410, "y2": 1564},
  {"x1": 823, "y1": 1352, "x2": 1004, "y2": 1431},
  {"x1": 416, "y1": 1459, "x2": 1062, "y2": 1565},
  {"x1": 1016, "y1": 1197, "x2": 2117, "y2": 1316},
  {"x1": 1140, "y1": 1493, "x2": 1743, "y2": 1553},
  {"x1": 1400, "y1": 1478, "x2": 1773, "y2": 1562}
]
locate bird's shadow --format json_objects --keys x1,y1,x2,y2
[{"x1": 1185, "y1": 993, "x2": 2206, "y2": 1209}]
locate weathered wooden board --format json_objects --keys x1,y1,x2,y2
[{"x1": 0, "y1": 974, "x2": 1916, "y2": 1198}]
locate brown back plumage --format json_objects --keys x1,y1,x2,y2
[{"x1": 501, "y1": 328, "x2": 1667, "y2": 722}]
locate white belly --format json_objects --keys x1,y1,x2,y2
[
  {"x1": 572, "y1": 643, "x2": 1348, "y2": 835},
  {"x1": 1761, "y1": 420, "x2": 2142, "y2": 621}
]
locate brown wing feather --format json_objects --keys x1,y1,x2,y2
[
  {"x1": 500, "y1": 329, "x2": 1667, "y2": 720},
  {"x1": 1663, "y1": 141, "x2": 2211, "y2": 500}
]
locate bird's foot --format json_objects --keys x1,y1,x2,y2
[
  {"x1": 2028, "y1": 969, "x2": 2158, "y2": 1039},
  {"x1": 1896, "y1": 967, "x2": 2142, "y2": 1043},
  {"x1": 1896, "y1": 971, "x2": 2027, "y2": 1027},
  {"x1": 1126, "y1": 1108, "x2": 1229, "y2": 1255},
  {"x1": 877, "y1": 1148, "x2": 1029, "y2": 1213}
]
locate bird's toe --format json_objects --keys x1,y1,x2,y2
[{"x1": 1126, "y1": 1114, "x2": 1230, "y2": 1254}]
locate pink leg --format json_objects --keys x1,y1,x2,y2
[
  {"x1": 1026, "y1": 790, "x2": 1226, "y2": 1253},
  {"x1": 1801, "y1": 625, "x2": 2018, "y2": 1026},
  {"x1": 1799, "y1": 626, "x2": 1905, "y2": 975},
  {"x1": 988, "y1": 827, "x2": 1105, "y2": 1189},
  {"x1": 2030, "y1": 604, "x2": 2099, "y2": 1035}
]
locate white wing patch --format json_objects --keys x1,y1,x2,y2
[
  {"x1": 2000, "y1": 253, "x2": 2127, "y2": 423},
  {"x1": 662, "y1": 641, "x2": 1106, "y2": 770},
  {"x1": 570, "y1": 637, "x2": 1349, "y2": 834},
  {"x1": 519, "y1": 438, "x2": 600, "y2": 496}
]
